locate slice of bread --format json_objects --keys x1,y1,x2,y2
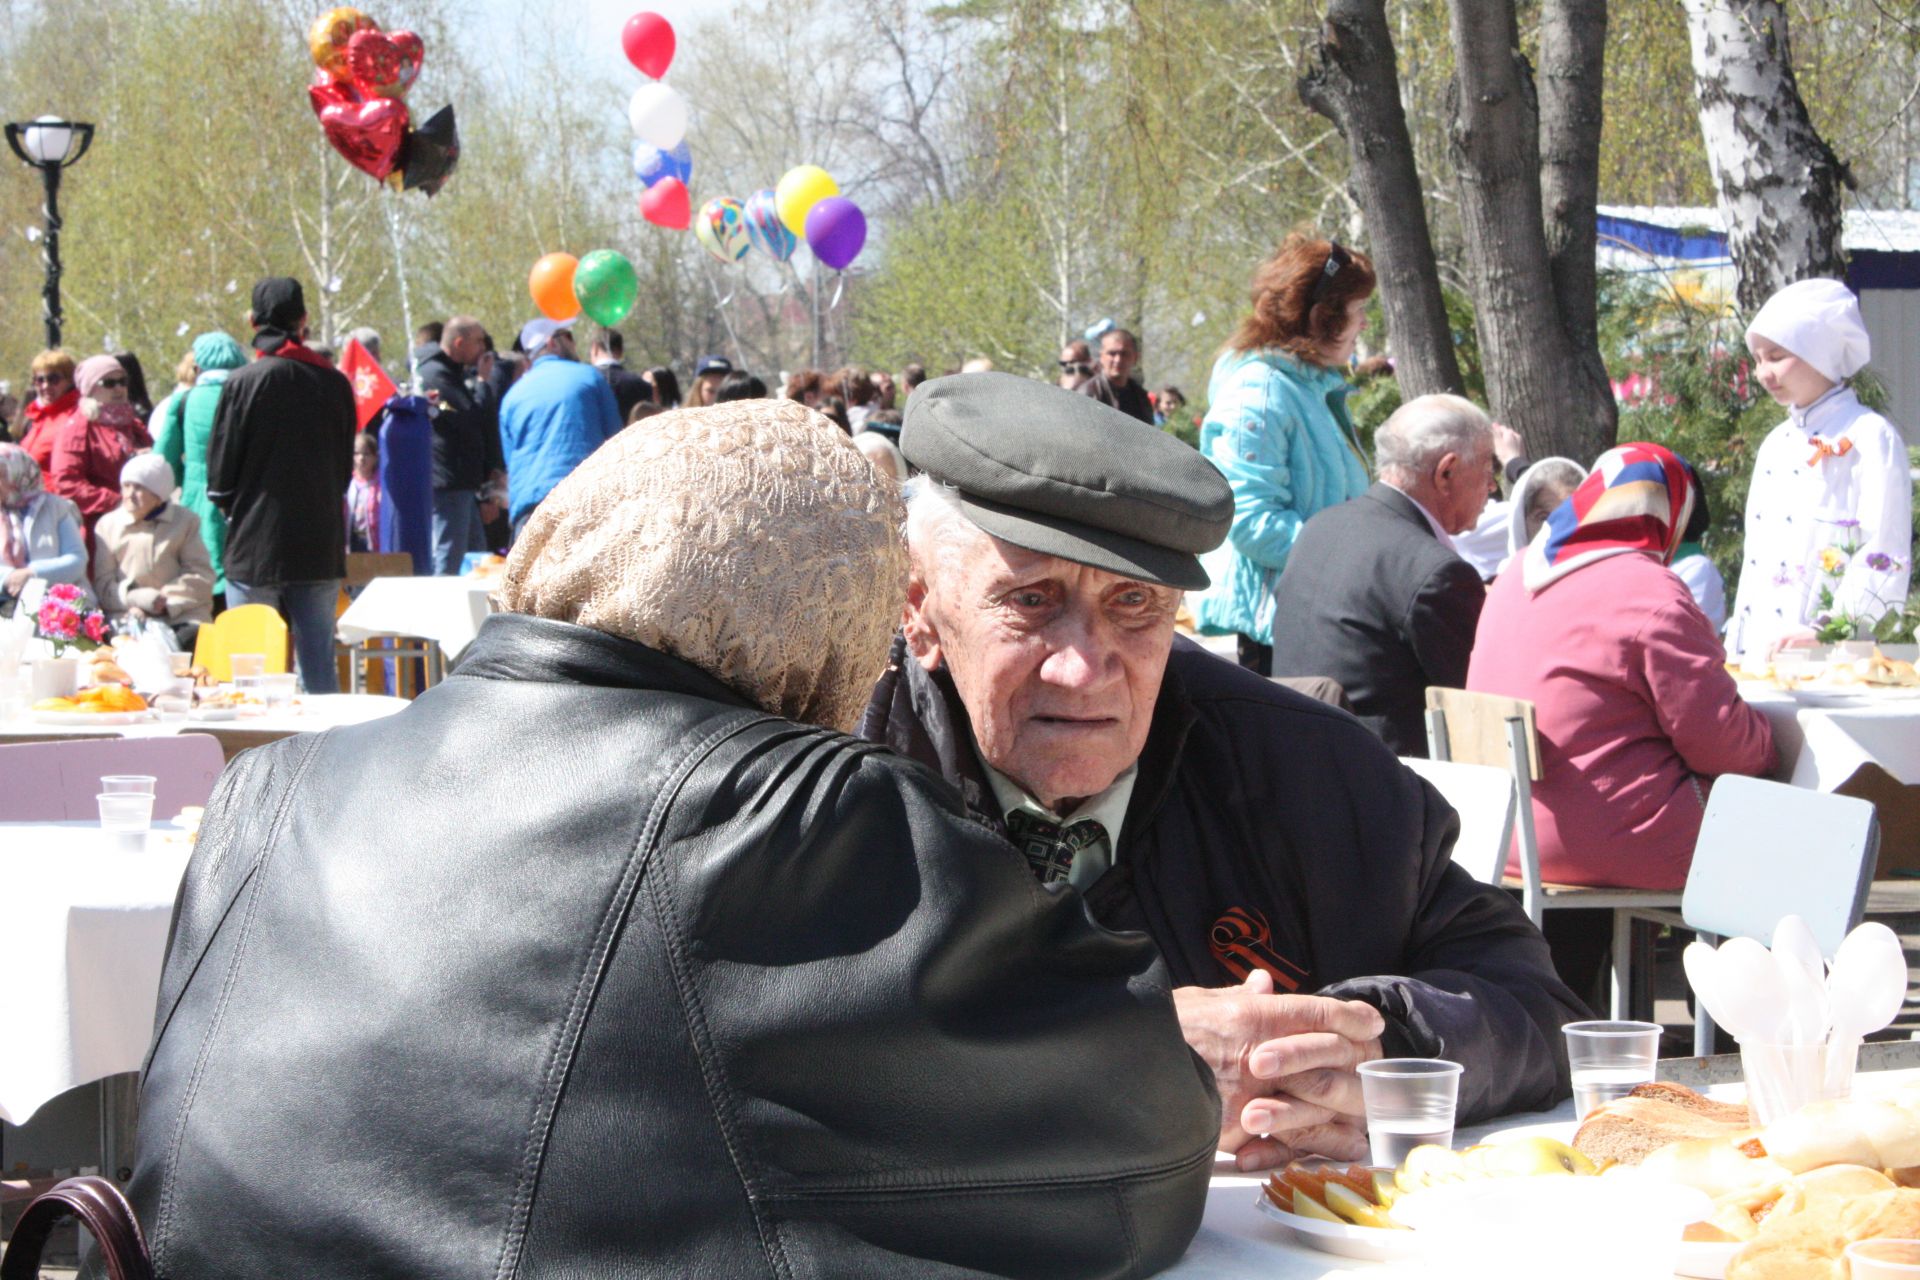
[{"x1": 1573, "y1": 1082, "x2": 1754, "y2": 1167}]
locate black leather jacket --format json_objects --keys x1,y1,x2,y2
[{"x1": 128, "y1": 614, "x2": 1219, "y2": 1278}]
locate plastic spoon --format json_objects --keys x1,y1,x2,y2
[
  {"x1": 1774, "y1": 944, "x2": 1830, "y2": 1046},
  {"x1": 1714, "y1": 936, "x2": 1792, "y2": 1046},
  {"x1": 1683, "y1": 941, "x2": 1740, "y2": 1039},
  {"x1": 1770, "y1": 915, "x2": 1827, "y2": 987},
  {"x1": 1825, "y1": 922, "x2": 1911, "y2": 1093}
]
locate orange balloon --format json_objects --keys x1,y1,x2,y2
[{"x1": 529, "y1": 253, "x2": 580, "y2": 321}]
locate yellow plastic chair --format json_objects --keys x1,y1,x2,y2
[{"x1": 192, "y1": 604, "x2": 291, "y2": 683}]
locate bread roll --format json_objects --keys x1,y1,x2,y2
[{"x1": 1728, "y1": 1187, "x2": 1920, "y2": 1280}]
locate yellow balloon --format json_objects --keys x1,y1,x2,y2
[{"x1": 775, "y1": 165, "x2": 839, "y2": 236}]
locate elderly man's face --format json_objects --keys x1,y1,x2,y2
[{"x1": 906, "y1": 518, "x2": 1178, "y2": 812}]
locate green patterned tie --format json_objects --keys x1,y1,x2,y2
[{"x1": 1004, "y1": 809, "x2": 1112, "y2": 889}]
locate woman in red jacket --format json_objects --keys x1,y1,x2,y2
[
  {"x1": 49, "y1": 353, "x2": 151, "y2": 541},
  {"x1": 18, "y1": 349, "x2": 82, "y2": 470}
]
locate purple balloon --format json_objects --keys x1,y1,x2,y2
[{"x1": 804, "y1": 196, "x2": 866, "y2": 271}]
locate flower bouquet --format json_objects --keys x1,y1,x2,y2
[{"x1": 34, "y1": 582, "x2": 111, "y2": 656}]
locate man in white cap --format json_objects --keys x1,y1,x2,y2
[
  {"x1": 497, "y1": 316, "x2": 621, "y2": 543},
  {"x1": 1729, "y1": 278, "x2": 1912, "y2": 656}
]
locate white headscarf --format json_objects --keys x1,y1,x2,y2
[{"x1": 1745, "y1": 278, "x2": 1871, "y2": 384}]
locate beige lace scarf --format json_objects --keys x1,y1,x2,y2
[{"x1": 498, "y1": 400, "x2": 907, "y2": 732}]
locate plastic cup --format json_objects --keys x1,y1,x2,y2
[
  {"x1": 1358, "y1": 1058, "x2": 1463, "y2": 1168},
  {"x1": 1564, "y1": 1020, "x2": 1661, "y2": 1118},
  {"x1": 1847, "y1": 1240, "x2": 1920, "y2": 1278},
  {"x1": 1742, "y1": 1041, "x2": 1849, "y2": 1126},
  {"x1": 230, "y1": 653, "x2": 267, "y2": 680},
  {"x1": 100, "y1": 774, "x2": 157, "y2": 795},
  {"x1": 168, "y1": 651, "x2": 194, "y2": 677},
  {"x1": 97, "y1": 792, "x2": 154, "y2": 835},
  {"x1": 261, "y1": 672, "x2": 298, "y2": 709}
]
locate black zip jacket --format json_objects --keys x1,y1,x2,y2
[
  {"x1": 416, "y1": 345, "x2": 505, "y2": 492},
  {"x1": 859, "y1": 633, "x2": 1588, "y2": 1124}
]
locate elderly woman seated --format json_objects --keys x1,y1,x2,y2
[
  {"x1": 0, "y1": 442, "x2": 87, "y2": 606},
  {"x1": 126, "y1": 400, "x2": 1216, "y2": 1279},
  {"x1": 1467, "y1": 444, "x2": 1775, "y2": 995},
  {"x1": 91, "y1": 454, "x2": 214, "y2": 650}
]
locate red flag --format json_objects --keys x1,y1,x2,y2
[{"x1": 339, "y1": 336, "x2": 398, "y2": 432}]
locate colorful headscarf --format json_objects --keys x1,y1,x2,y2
[{"x1": 1522, "y1": 442, "x2": 1696, "y2": 593}]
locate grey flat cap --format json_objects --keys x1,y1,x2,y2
[{"x1": 902, "y1": 371, "x2": 1232, "y2": 590}]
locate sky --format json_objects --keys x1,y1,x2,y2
[{"x1": 472, "y1": 0, "x2": 732, "y2": 84}]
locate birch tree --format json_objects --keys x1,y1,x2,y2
[{"x1": 1683, "y1": 0, "x2": 1849, "y2": 310}]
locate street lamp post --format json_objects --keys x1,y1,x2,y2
[{"x1": 4, "y1": 116, "x2": 95, "y2": 349}]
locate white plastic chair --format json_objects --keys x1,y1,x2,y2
[
  {"x1": 1400, "y1": 756, "x2": 1516, "y2": 886},
  {"x1": 1682, "y1": 775, "x2": 1881, "y2": 1054}
]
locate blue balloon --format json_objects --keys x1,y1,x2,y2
[
  {"x1": 633, "y1": 139, "x2": 692, "y2": 189},
  {"x1": 743, "y1": 187, "x2": 796, "y2": 262}
]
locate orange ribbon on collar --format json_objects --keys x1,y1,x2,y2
[{"x1": 1807, "y1": 437, "x2": 1854, "y2": 467}]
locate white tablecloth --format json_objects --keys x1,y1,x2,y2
[
  {"x1": 1738, "y1": 686, "x2": 1920, "y2": 789},
  {"x1": 0, "y1": 693, "x2": 408, "y2": 748},
  {"x1": 336, "y1": 575, "x2": 494, "y2": 660},
  {"x1": 0, "y1": 823, "x2": 191, "y2": 1125}
]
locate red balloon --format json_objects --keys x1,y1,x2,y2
[
  {"x1": 621, "y1": 12, "x2": 675, "y2": 79},
  {"x1": 345, "y1": 28, "x2": 424, "y2": 99},
  {"x1": 639, "y1": 176, "x2": 691, "y2": 230},
  {"x1": 319, "y1": 97, "x2": 410, "y2": 180},
  {"x1": 307, "y1": 68, "x2": 362, "y2": 119}
]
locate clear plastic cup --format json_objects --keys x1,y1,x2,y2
[
  {"x1": 229, "y1": 653, "x2": 267, "y2": 680},
  {"x1": 1358, "y1": 1058, "x2": 1463, "y2": 1168},
  {"x1": 1564, "y1": 1020, "x2": 1661, "y2": 1118},
  {"x1": 168, "y1": 651, "x2": 194, "y2": 678},
  {"x1": 99, "y1": 774, "x2": 157, "y2": 795},
  {"x1": 1742, "y1": 1041, "x2": 1850, "y2": 1126},
  {"x1": 97, "y1": 792, "x2": 154, "y2": 834},
  {"x1": 1847, "y1": 1240, "x2": 1920, "y2": 1278},
  {"x1": 261, "y1": 672, "x2": 298, "y2": 709}
]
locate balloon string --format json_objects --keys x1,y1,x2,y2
[
  {"x1": 702, "y1": 260, "x2": 746, "y2": 369},
  {"x1": 829, "y1": 274, "x2": 845, "y2": 311}
]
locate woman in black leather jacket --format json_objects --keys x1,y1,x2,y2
[{"x1": 126, "y1": 399, "x2": 1219, "y2": 1280}]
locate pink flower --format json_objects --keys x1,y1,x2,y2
[{"x1": 82, "y1": 613, "x2": 106, "y2": 643}]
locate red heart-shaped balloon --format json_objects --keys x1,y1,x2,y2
[
  {"x1": 319, "y1": 97, "x2": 409, "y2": 180},
  {"x1": 307, "y1": 69, "x2": 362, "y2": 119},
  {"x1": 385, "y1": 31, "x2": 424, "y2": 96},
  {"x1": 345, "y1": 28, "x2": 423, "y2": 99},
  {"x1": 639, "y1": 176, "x2": 691, "y2": 230}
]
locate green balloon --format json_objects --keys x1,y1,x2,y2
[{"x1": 571, "y1": 249, "x2": 639, "y2": 327}]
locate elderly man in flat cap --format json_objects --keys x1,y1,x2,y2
[{"x1": 861, "y1": 373, "x2": 1586, "y2": 1171}]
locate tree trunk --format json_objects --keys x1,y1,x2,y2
[
  {"x1": 1537, "y1": 0, "x2": 1618, "y2": 451},
  {"x1": 1445, "y1": 0, "x2": 1615, "y2": 462},
  {"x1": 1299, "y1": 0, "x2": 1463, "y2": 399},
  {"x1": 1683, "y1": 0, "x2": 1849, "y2": 312}
]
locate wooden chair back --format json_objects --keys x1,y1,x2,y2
[
  {"x1": 345, "y1": 552, "x2": 413, "y2": 589},
  {"x1": 1424, "y1": 687, "x2": 1542, "y2": 782}
]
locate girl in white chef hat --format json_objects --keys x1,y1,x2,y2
[{"x1": 1726, "y1": 278, "x2": 1911, "y2": 658}]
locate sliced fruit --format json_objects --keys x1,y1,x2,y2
[
  {"x1": 1281, "y1": 1166, "x2": 1330, "y2": 1208},
  {"x1": 1263, "y1": 1177, "x2": 1293, "y2": 1212},
  {"x1": 1396, "y1": 1143, "x2": 1467, "y2": 1193},
  {"x1": 1322, "y1": 1165, "x2": 1376, "y2": 1202},
  {"x1": 1370, "y1": 1169, "x2": 1402, "y2": 1208},
  {"x1": 1323, "y1": 1181, "x2": 1407, "y2": 1230},
  {"x1": 1289, "y1": 1190, "x2": 1345, "y2": 1224}
]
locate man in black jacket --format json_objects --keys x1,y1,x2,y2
[
  {"x1": 860, "y1": 374, "x2": 1586, "y2": 1173},
  {"x1": 590, "y1": 328, "x2": 652, "y2": 423},
  {"x1": 418, "y1": 315, "x2": 506, "y2": 573},
  {"x1": 1269, "y1": 393, "x2": 1495, "y2": 757},
  {"x1": 207, "y1": 277, "x2": 356, "y2": 692},
  {"x1": 131, "y1": 400, "x2": 1217, "y2": 1279}
]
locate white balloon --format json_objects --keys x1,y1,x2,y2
[{"x1": 628, "y1": 83, "x2": 688, "y2": 150}]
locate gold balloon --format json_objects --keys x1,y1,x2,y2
[{"x1": 309, "y1": 7, "x2": 376, "y2": 75}]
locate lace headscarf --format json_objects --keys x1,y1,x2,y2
[{"x1": 497, "y1": 399, "x2": 907, "y2": 732}]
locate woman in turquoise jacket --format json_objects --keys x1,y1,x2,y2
[
  {"x1": 152, "y1": 331, "x2": 247, "y2": 599},
  {"x1": 1193, "y1": 235, "x2": 1377, "y2": 672}
]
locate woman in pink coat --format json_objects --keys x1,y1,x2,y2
[{"x1": 1468, "y1": 443, "x2": 1775, "y2": 893}]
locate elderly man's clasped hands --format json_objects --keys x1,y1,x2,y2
[{"x1": 1174, "y1": 969, "x2": 1386, "y2": 1170}]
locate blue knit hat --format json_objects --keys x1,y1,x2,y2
[{"x1": 191, "y1": 331, "x2": 247, "y2": 372}]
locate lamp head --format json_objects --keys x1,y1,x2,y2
[{"x1": 5, "y1": 116, "x2": 95, "y2": 169}]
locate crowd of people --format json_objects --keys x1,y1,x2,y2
[{"x1": 7, "y1": 230, "x2": 1912, "y2": 1276}]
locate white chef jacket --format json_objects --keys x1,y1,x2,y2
[{"x1": 1727, "y1": 385, "x2": 1911, "y2": 656}]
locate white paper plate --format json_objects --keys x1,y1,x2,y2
[
  {"x1": 1251, "y1": 1192, "x2": 1421, "y2": 1262},
  {"x1": 31, "y1": 709, "x2": 156, "y2": 725},
  {"x1": 186, "y1": 707, "x2": 241, "y2": 722}
]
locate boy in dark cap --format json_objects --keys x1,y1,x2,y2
[
  {"x1": 860, "y1": 372, "x2": 1586, "y2": 1171},
  {"x1": 206, "y1": 277, "x2": 356, "y2": 692}
]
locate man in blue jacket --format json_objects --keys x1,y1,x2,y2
[{"x1": 498, "y1": 318, "x2": 621, "y2": 541}]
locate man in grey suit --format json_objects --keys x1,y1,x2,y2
[{"x1": 1269, "y1": 394, "x2": 1497, "y2": 756}]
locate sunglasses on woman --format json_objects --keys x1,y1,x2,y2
[
  {"x1": 97, "y1": 376, "x2": 128, "y2": 389},
  {"x1": 1309, "y1": 242, "x2": 1353, "y2": 308}
]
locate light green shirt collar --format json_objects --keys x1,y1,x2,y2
[{"x1": 978, "y1": 760, "x2": 1137, "y2": 864}]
